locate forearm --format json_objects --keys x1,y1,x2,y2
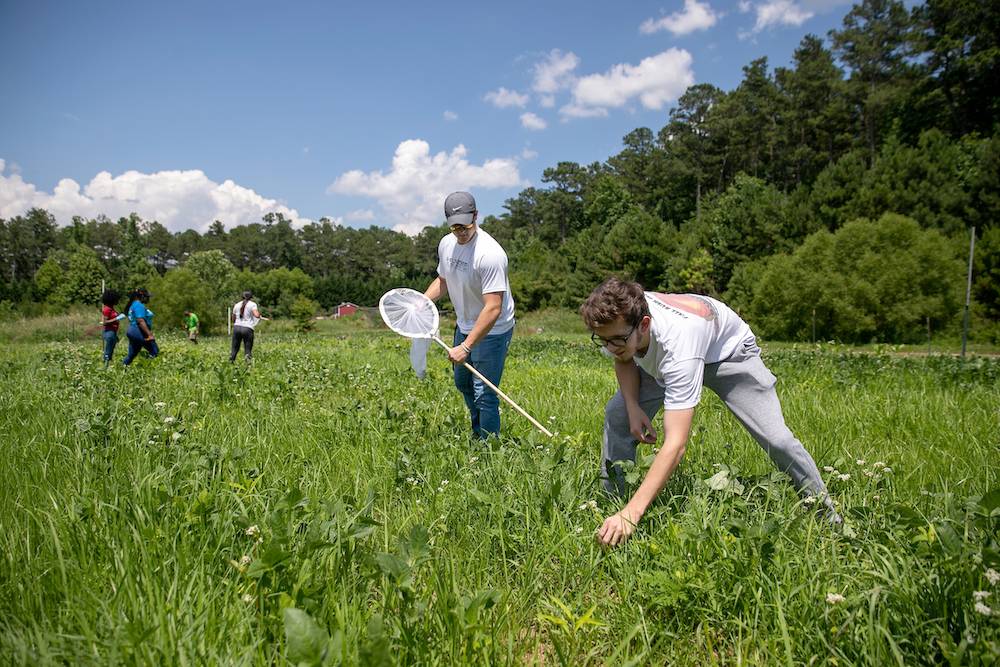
[
  {"x1": 424, "y1": 276, "x2": 447, "y2": 302},
  {"x1": 461, "y1": 303, "x2": 501, "y2": 349},
  {"x1": 614, "y1": 360, "x2": 641, "y2": 409},
  {"x1": 137, "y1": 318, "x2": 152, "y2": 337},
  {"x1": 625, "y1": 408, "x2": 693, "y2": 517}
]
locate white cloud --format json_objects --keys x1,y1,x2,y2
[
  {"x1": 483, "y1": 87, "x2": 529, "y2": 108},
  {"x1": 329, "y1": 140, "x2": 525, "y2": 235},
  {"x1": 0, "y1": 160, "x2": 308, "y2": 232},
  {"x1": 520, "y1": 112, "x2": 547, "y2": 131},
  {"x1": 345, "y1": 208, "x2": 375, "y2": 222},
  {"x1": 561, "y1": 48, "x2": 694, "y2": 118},
  {"x1": 443, "y1": 110, "x2": 459, "y2": 121},
  {"x1": 640, "y1": 0, "x2": 719, "y2": 36},
  {"x1": 532, "y1": 49, "x2": 580, "y2": 95},
  {"x1": 747, "y1": 0, "x2": 814, "y2": 32},
  {"x1": 520, "y1": 148, "x2": 538, "y2": 160},
  {"x1": 539, "y1": 95, "x2": 556, "y2": 108}
]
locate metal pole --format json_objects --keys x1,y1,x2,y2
[{"x1": 961, "y1": 226, "x2": 975, "y2": 358}]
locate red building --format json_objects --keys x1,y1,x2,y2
[{"x1": 334, "y1": 302, "x2": 359, "y2": 318}]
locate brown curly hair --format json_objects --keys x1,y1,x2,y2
[{"x1": 579, "y1": 276, "x2": 649, "y2": 329}]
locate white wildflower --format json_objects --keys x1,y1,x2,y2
[
  {"x1": 872, "y1": 461, "x2": 886, "y2": 468},
  {"x1": 188, "y1": 401, "x2": 198, "y2": 407},
  {"x1": 974, "y1": 591, "x2": 991, "y2": 602},
  {"x1": 469, "y1": 456, "x2": 479, "y2": 464},
  {"x1": 245, "y1": 525, "x2": 260, "y2": 537},
  {"x1": 822, "y1": 466, "x2": 835, "y2": 473},
  {"x1": 575, "y1": 526, "x2": 584, "y2": 534},
  {"x1": 872, "y1": 495, "x2": 881, "y2": 501},
  {"x1": 803, "y1": 496, "x2": 817, "y2": 506},
  {"x1": 837, "y1": 473, "x2": 851, "y2": 482},
  {"x1": 579, "y1": 500, "x2": 598, "y2": 511},
  {"x1": 882, "y1": 467, "x2": 892, "y2": 474},
  {"x1": 856, "y1": 459, "x2": 865, "y2": 466},
  {"x1": 154, "y1": 402, "x2": 166, "y2": 409},
  {"x1": 441, "y1": 479, "x2": 449, "y2": 486},
  {"x1": 242, "y1": 593, "x2": 254, "y2": 604},
  {"x1": 239, "y1": 554, "x2": 252, "y2": 567},
  {"x1": 163, "y1": 416, "x2": 175, "y2": 424},
  {"x1": 986, "y1": 568, "x2": 1000, "y2": 585},
  {"x1": 826, "y1": 593, "x2": 845, "y2": 604},
  {"x1": 171, "y1": 432, "x2": 182, "y2": 441},
  {"x1": 974, "y1": 602, "x2": 993, "y2": 616},
  {"x1": 864, "y1": 470, "x2": 874, "y2": 477}
]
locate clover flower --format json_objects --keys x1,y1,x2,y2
[
  {"x1": 171, "y1": 432, "x2": 182, "y2": 441},
  {"x1": 802, "y1": 496, "x2": 817, "y2": 505},
  {"x1": 837, "y1": 473, "x2": 850, "y2": 482},
  {"x1": 856, "y1": 459, "x2": 865, "y2": 466},
  {"x1": 974, "y1": 602, "x2": 992, "y2": 616},
  {"x1": 579, "y1": 500, "x2": 598, "y2": 512},
  {"x1": 973, "y1": 591, "x2": 991, "y2": 602},
  {"x1": 822, "y1": 466, "x2": 835, "y2": 473},
  {"x1": 826, "y1": 593, "x2": 845, "y2": 604},
  {"x1": 154, "y1": 402, "x2": 166, "y2": 409},
  {"x1": 242, "y1": 593, "x2": 254, "y2": 604},
  {"x1": 163, "y1": 416, "x2": 175, "y2": 424},
  {"x1": 986, "y1": 568, "x2": 1000, "y2": 585},
  {"x1": 239, "y1": 554, "x2": 252, "y2": 567},
  {"x1": 245, "y1": 525, "x2": 260, "y2": 537}
]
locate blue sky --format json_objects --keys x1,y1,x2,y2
[{"x1": 0, "y1": 0, "x2": 854, "y2": 235}]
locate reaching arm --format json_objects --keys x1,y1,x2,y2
[{"x1": 597, "y1": 407, "x2": 694, "y2": 547}]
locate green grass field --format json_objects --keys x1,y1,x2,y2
[{"x1": 1, "y1": 323, "x2": 998, "y2": 665}]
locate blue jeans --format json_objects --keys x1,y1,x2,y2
[
  {"x1": 123, "y1": 325, "x2": 159, "y2": 365},
  {"x1": 453, "y1": 327, "x2": 513, "y2": 439},
  {"x1": 102, "y1": 330, "x2": 119, "y2": 365}
]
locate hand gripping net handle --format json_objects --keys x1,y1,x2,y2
[
  {"x1": 378, "y1": 287, "x2": 553, "y2": 438},
  {"x1": 378, "y1": 288, "x2": 439, "y2": 339}
]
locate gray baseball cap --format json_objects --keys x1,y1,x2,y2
[{"x1": 444, "y1": 191, "x2": 476, "y2": 226}]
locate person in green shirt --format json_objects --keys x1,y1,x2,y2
[{"x1": 183, "y1": 310, "x2": 199, "y2": 344}]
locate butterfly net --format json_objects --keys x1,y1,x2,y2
[{"x1": 378, "y1": 288, "x2": 439, "y2": 339}]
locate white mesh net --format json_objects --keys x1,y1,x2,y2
[{"x1": 378, "y1": 288, "x2": 439, "y2": 339}]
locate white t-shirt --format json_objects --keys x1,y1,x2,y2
[
  {"x1": 633, "y1": 292, "x2": 756, "y2": 410},
  {"x1": 437, "y1": 228, "x2": 515, "y2": 335},
  {"x1": 232, "y1": 300, "x2": 260, "y2": 329}
]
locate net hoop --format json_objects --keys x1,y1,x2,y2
[{"x1": 378, "y1": 288, "x2": 439, "y2": 339}]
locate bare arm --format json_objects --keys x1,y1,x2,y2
[
  {"x1": 136, "y1": 317, "x2": 153, "y2": 339},
  {"x1": 424, "y1": 276, "x2": 447, "y2": 302},
  {"x1": 597, "y1": 407, "x2": 694, "y2": 546}
]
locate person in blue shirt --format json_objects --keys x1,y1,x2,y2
[{"x1": 122, "y1": 288, "x2": 159, "y2": 365}]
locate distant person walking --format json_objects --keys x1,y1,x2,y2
[
  {"x1": 184, "y1": 310, "x2": 199, "y2": 344},
  {"x1": 122, "y1": 288, "x2": 158, "y2": 366},
  {"x1": 230, "y1": 291, "x2": 267, "y2": 362},
  {"x1": 99, "y1": 289, "x2": 125, "y2": 367}
]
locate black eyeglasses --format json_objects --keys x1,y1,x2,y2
[{"x1": 591, "y1": 321, "x2": 637, "y2": 348}]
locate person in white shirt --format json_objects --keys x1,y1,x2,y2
[
  {"x1": 580, "y1": 276, "x2": 837, "y2": 546},
  {"x1": 230, "y1": 290, "x2": 268, "y2": 362},
  {"x1": 424, "y1": 191, "x2": 515, "y2": 439}
]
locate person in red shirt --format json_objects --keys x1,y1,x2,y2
[{"x1": 99, "y1": 289, "x2": 125, "y2": 367}]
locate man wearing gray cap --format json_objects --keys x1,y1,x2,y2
[{"x1": 423, "y1": 191, "x2": 516, "y2": 439}]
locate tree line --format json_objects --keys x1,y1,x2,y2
[{"x1": 1, "y1": 0, "x2": 998, "y2": 342}]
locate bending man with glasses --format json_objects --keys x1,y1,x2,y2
[
  {"x1": 423, "y1": 191, "x2": 516, "y2": 439},
  {"x1": 581, "y1": 277, "x2": 837, "y2": 546}
]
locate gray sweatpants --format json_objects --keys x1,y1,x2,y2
[{"x1": 601, "y1": 343, "x2": 831, "y2": 506}]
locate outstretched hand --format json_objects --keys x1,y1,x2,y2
[
  {"x1": 628, "y1": 409, "x2": 657, "y2": 444},
  {"x1": 596, "y1": 507, "x2": 640, "y2": 547}
]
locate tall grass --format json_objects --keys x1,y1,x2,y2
[{"x1": 1, "y1": 333, "x2": 998, "y2": 664}]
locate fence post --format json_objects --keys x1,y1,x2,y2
[{"x1": 961, "y1": 226, "x2": 975, "y2": 358}]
